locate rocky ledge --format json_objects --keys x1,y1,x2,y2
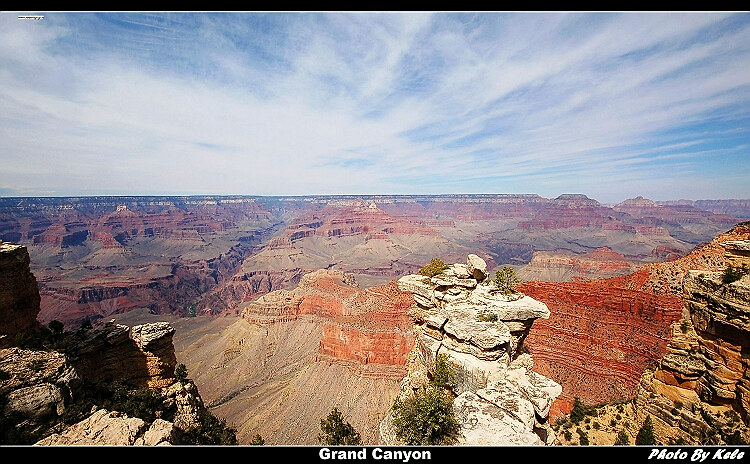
[
  {"x1": 633, "y1": 239, "x2": 750, "y2": 444},
  {"x1": 380, "y1": 254, "x2": 561, "y2": 445}
]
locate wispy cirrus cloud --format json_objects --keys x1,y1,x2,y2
[{"x1": 0, "y1": 12, "x2": 748, "y2": 202}]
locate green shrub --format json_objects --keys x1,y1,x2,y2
[
  {"x1": 577, "y1": 428, "x2": 589, "y2": 445},
  {"x1": 391, "y1": 386, "x2": 458, "y2": 445},
  {"x1": 250, "y1": 434, "x2": 265, "y2": 445},
  {"x1": 318, "y1": 408, "x2": 362, "y2": 445},
  {"x1": 430, "y1": 354, "x2": 456, "y2": 389},
  {"x1": 615, "y1": 429, "x2": 630, "y2": 445},
  {"x1": 477, "y1": 311, "x2": 499, "y2": 323},
  {"x1": 48, "y1": 320, "x2": 64, "y2": 337},
  {"x1": 181, "y1": 410, "x2": 238, "y2": 445},
  {"x1": 593, "y1": 421, "x2": 600, "y2": 430},
  {"x1": 570, "y1": 397, "x2": 589, "y2": 424},
  {"x1": 680, "y1": 320, "x2": 689, "y2": 334},
  {"x1": 420, "y1": 258, "x2": 446, "y2": 278},
  {"x1": 494, "y1": 266, "x2": 519, "y2": 295},
  {"x1": 175, "y1": 364, "x2": 188, "y2": 383},
  {"x1": 723, "y1": 264, "x2": 749, "y2": 284},
  {"x1": 564, "y1": 430, "x2": 573, "y2": 441}
]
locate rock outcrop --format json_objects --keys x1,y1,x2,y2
[
  {"x1": 0, "y1": 321, "x2": 206, "y2": 445},
  {"x1": 381, "y1": 255, "x2": 561, "y2": 445},
  {"x1": 59, "y1": 321, "x2": 177, "y2": 389},
  {"x1": 240, "y1": 269, "x2": 415, "y2": 370},
  {"x1": 519, "y1": 223, "x2": 750, "y2": 417},
  {"x1": 35, "y1": 409, "x2": 176, "y2": 446},
  {"x1": 518, "y1": 247, "x2": 643, "y2": 282},
  {"x1": 632, "y1": 238, "x2": 750, "y2": 444},
  {"x1": 0, "y1": 242, "x2": 223, "y2": 445},
  {"x1": 0, "y1": 241, "x2": 41, "y2": 346}
]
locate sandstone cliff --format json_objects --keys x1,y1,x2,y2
[
  {"x1": 380, "y1": 255, "x2": 561, "y2": 445},
  {"x1": 632, "y1": 237, "x2": 750, "y2": 445},
  {"x1": 0, "y1": 241, "x2": 42, "y2": 346},
  {"x1": 171, "y1": 269, "x2": 415, "y2": 444},
  {"x1": 519, "y1": 223, "x2": 750, "y2": 416},
  {"x1": 0, "y1": 242, "x2": 229, "y2": 445}
]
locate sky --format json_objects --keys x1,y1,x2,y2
[{"x1": 1, "y1": 12, "x2": 749, "y2": 203}]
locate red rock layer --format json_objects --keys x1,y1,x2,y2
[
  {"x1": 241, "y1": 272, "x2": 415, "y2": 368},
  {"x1": 520, "y1": 280, "x2": 683, "y2": 409},
  {"x1": 284, "y1": 204, "x2": 440, "y2": 242},
  {"x1": 519, "y1": 223, "x2": 750, "y2": 416}
]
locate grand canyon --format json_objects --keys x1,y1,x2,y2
[
  {"x1": 1, "y1": 194, "x2": 749, "y2": 445},
  {"x1": 3, "y1": 10, "x2": 750, "y2": 450}
]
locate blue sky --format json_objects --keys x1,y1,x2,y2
[{"x1": 1, "y1": 12, "x2": 749, "y2": 203}]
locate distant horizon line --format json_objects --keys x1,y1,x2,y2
[{"x1": 1, "y1": 193, "x2": 749, "y2": 204}]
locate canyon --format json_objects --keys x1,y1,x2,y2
[
  {"x1": 1, "y1": 194, "x2": 749, "y2": 445},
  {"x1": 0, "y1": 194, "x2": 743, "y2": 330},
  {"x1": 520, "y1": 222, "x2": 750, "y2": 417},
  {"x1": 0, "y1": 243, "x2": 228, "y2": 445}
]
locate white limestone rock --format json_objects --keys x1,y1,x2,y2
[
  {"x1": 466, "y1": 254, "x2": 488, "y2": 281},
  {"x1": 5, "y1": 383, "x2": 64, "y2": 420},
  {"x1": 397, "y1": 275, "x2": 434, "y2": 302},
  {"x1": 454, "y1": 391, "x2": 543, "y2": 446},
  {"x1": 35, "y1": 409, "x2": 147, "y2": 445}
]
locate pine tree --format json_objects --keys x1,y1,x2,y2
[
  {"x1": 636, "y1": 416, "x2": 656, "y2": 445},
  {"x1": 615, "y1": 429, "x2": 630, "y2": 445},
  {"x1": 318, "y1": 408, "x2": 362, "y2": 445}
]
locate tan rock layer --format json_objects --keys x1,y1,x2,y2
[{"x1": 632, "y1": 236, "x2": 750, "y2": 445}]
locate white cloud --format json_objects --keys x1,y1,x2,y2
[{"x1": 0, "y1": 12, "x2": 748, "y2": 202}]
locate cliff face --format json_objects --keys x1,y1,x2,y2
[
  {"x1": 632, "y1": 238, "x2": 750, "y2": 445},
  {"x1": 518, "y1": 247, "x2": 642, "y2": 282},
  {"x1": 0, "y1": 242, "x2": 214, "y2": 445},
  {"x1": 240, "y1": 269, "x2": 415, "y2": 370},
  {"x1": 0, "y1": 241, "x2": 41, "y2": 344},
  {"x1": 381, "y1": 255, "x2": 562, "y2": 445},
  {"x1": 519, "y1": 223, "x2": 750, "y2": 415},
  {"x1": 173, "y1": 269, "x2": 415, "y2": 444}
]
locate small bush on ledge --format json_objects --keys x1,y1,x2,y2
[
  {"x1": 420, "y1": 258, "x2": 447, "y2": 278},
  {"x1": 477, "y1": 311, "x2": 498, "y2": 323},
  {"x1": 723, "y1": 264, "x2": 749, "y2": 284},
  {"x1": 494, "y1": 266, "x2": 519, "y2": 295}
]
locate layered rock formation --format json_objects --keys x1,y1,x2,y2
[
  {"x1": 0, "y1": 196, "x2": 281, "y2": 328},
  {"x1": 60, "y1": 321, "x2": 177, "y2": 389},
  {"x1": 168, "y1": 269, "x2": 416, "y2": 444},
  {"x1": 518, "y1": 247, "x2": 643, "y2": 282},
  {"x1": 0, "y1": 241, "x2": 41, "y2": 345},
  {"x1": 240, "y1": 269, "x2": 415, "y2": 373},
  {"x1": 4, "y1": 193, "x2": 737, "y2": 327},
  {"x1": 519, "y1": 223, "x2": 750, "y2": 416},
  {"x1": 381, "y1": 255, "x2": 561, "y2": 445},
  {"x1": 632, "y1": 238, "x2": 750, "y2": 444},
  {"x1": 0, "y1": 243, "x2": 222, "y2": 445}
]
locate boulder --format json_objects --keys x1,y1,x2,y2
[{"x1": 466, "y1": 254, "x2": 487, "y2": 281}]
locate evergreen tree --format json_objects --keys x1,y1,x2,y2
[
  {"x1": 615, "y1": 429, "x2": 630, "y2": 445},
  {"x1": 570, "y1": 397, "x2": 587, "y2": 424},
  {"x1": 636, "y1": 416, "x2": 657, "y2": 445},
  {"x1": 318, "y1": 408, "x2": 362, "y2": 445}
]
